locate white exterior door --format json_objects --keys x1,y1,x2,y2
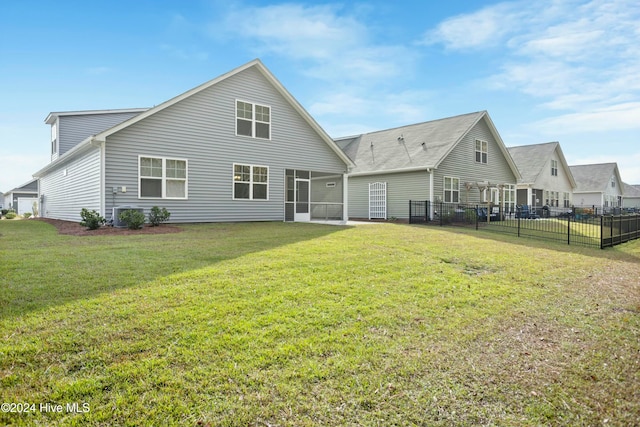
[
  {"x1": 369, "y1": 182, "x2": 387, "y2": 219},
  {"x1": 294, "y1": 178, "x2": 310, "y2": 222}
]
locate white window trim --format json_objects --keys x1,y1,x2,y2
[
  {"x1": 443, "y1": 176, "x2": 460, "y2": 203},
  {"x1": 235, "y1": 99, "x2": 271, "y2": 140},
  {"x1": 475, "y1": 139, "x2": 488, "y2": 164},
  {"x1": 551, "y1": 159, "x2": 558, "y2": 176},
  {"x1": 138, "y1": 155, "x2": 188, "y2": 200},
  {"x1": 232, "y1": 163, "x2": 270, "y2": 201}
]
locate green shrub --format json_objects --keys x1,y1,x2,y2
[
  {"x1": 23, "y1": 212, "x2": 32, "y2": 219},
  {"x1": 5, "y1": 212, "x2": 17, "y2": 219},
  {"x1": 119, "y1": 209, "x2": 146, "y2": 230},
  {"x1": 80, "y1": 208, "x2": 106, "y2": 230},
  {"x1": 148, "y1": 206, "x2": 171, "y2": 226},
  {"x1": 1, "y1": 209, "x2": 8, "y2": 216}
]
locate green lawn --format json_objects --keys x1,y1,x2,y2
[{"x1": 1, "y1": 220, "x2": 639, "y2": 426}]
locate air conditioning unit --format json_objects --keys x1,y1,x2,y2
[{"x1": 112, "y1": 206, "x2": 144, "y2": 227}]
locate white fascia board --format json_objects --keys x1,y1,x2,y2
[{"x1": 348, "y1": 166, "x2": 433, "y2": 177}]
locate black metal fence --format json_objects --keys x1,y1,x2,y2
[{"x1": 409, "y1": 200, "x2": 640, "y2": 249}]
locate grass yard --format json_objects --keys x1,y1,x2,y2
[{"x1": 1, "y1": 220, "x2": 639, "y2": 426}]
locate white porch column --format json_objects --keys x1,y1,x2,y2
[
  {"x1": 428, "y1": 169, "x2": 434, "y2": 220},
  {"x1": 343, "y1": 173, "x2": 349, "y2": 221},
  {"x1": 526, "y1": 187, "x2": 532, "y2": 207}
]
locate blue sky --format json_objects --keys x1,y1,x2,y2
[{"x1": 1, "y1": 0, "x2": 639, "y2": 193}]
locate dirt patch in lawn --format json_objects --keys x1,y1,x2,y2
[{"x1": 35, "y1": 218, "x2": 183, "y2": 236}]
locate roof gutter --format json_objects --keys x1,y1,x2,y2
[{"x1": 348, "y1": 165, "x2": 435, "y2": 177}]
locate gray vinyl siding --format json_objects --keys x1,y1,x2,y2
[
  {"x1": 39, "y1": 148, "x2": 101, "y2": 221},
  {"x1": 348, "y1": 171, "x2": 430, "y2": 219},
  {"x1": 58, "y1": 112, "x2": 142, "y2": 156},
  {"x1": 435, "y1": 120, "x2": 517, "y2": 204},
  {"x1": 103, "y1": 67, "x2": 348, "y2": 222}
]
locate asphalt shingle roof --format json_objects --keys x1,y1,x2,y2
[
  {"x1": 507, "y1": 142, "x2": 559, "y2": 184},
  {"x1": 335, "y1": 111, "x2": 486, "y2": 175},
  {"x1": 570, "y1": 163, "x2": 618, "y2": 193}
]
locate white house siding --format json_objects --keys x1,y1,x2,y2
[
  {"x1": 347, "y1": 171, "x2": 429, "y2": 219},
  {"x1": 58, "y1": 112, "x2": 143, "y2": 156},
  {"x1": 103, "y1": 67, "x2": 348, "y2": 223},
  {"x1": 534, "y1": 149, "x2": 574, "y2": 206},
  {"x1": 40, "y1": 148, "x2": 102, "y2": 221},
  {"x1": 574, "y1": 192, "x2": 604, "y2": 207},
  {"x1": 435, "y1": 119, "x2": 517, "y2": 204}
]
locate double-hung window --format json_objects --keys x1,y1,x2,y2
[
  {"x1": 139, "y1": 156, "x2": 187, "y2": 199},
  {"x1": 475, "y1": 139, "x2": 488, "y2": 164},
  {"x1": 443, "y1": 176, "x2": 460, "y2": 203},
  {"x1": 551, "y1": 160, "x2": 558, "y2": 176},
  {"x1": 236, "y1": 100, "x2": 271, "y2": 139},
  {"x1": 233, "y1": 164, "x2": 268, "y2": 200}
]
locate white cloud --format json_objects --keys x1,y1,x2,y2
[
  {"x1": 421, "y1": 2, "x2": 521, "y2": 50},
  {"x1": 211, "y1": 3, "x2": 416, "y2": 83},
  {"x1": 426, "y1": 0, "x2": 640, "y2": 140},
  {"x1": 534, "y1": 102, "x2": 640, "y2": 133}
]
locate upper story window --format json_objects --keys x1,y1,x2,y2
[
  {"x1": 236, "y1": 100, "x2": 271, "y2": 139},
  {"x1": 139, "y1": 156, "x2": 188, "y2": 199},
  {"x1": 551, "y1": 159, "x2": 558, "y2": 176},
  {"x1": 475, "y1": 139, "x2": 487, "y2": 164},
  {"x1": 51, "y1": 122, "x2": 58, "y2": 155},
  {"x1": 611, "y1": 176, "x2": 616, "y2": 188}
]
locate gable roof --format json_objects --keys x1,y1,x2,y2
[
  {"x1": 507, "y1": 141, "x2": 576, "y2": 187},
  {"x1": 3, "y1": 179, "x2": 38, "y2": 196},
  {"x1": 335, "y1": 111, "x2": 520, "y2": 178},
  {"x1": 44, "y1": 108, "x2": 149, "y2": 125},
  {"x1": 34, "y1": 59, "x2": 353, "y2": 178},
  {"x1": 569, "y1": 163, "x2": 622, "y2": 193},
  {"x1": 623, "y1": 183, "x2": 640, "y2": 198},
  {"x1": 95, "y1": 59, "x2": 353, "y2": 167}
]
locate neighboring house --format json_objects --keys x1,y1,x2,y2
[
  {"x1": 33, "y1": 59, "x2": 353, "y2": 223},
  {"x1": 335, "y1": 111, "x2": 521, "y2": 220},
  {"x1": 507, "y1": 141, "x2": 576, "y2": 211},
  {"x1": 622, "y1": 183, "x2": 640, "y2": 209},
  {"x1": 3, "y1": 179, "x2": 39, "y2": 215},
  {"x1": 569, "y1": 163, "x2": 624, "y2": 210}
]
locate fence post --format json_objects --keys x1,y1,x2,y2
[
  {"x1": 567, "y1": 212, "x2": 571, "y2": 245},
  {"x1": 600, "y1": 215, "x2": 604, "y2": 249},
  {"x1": 425, "y1": 200, "x2": 428, "y2": 223},
  {"x1": 475, "y1": 205, "x2": 479, "y2": 230},
  {"x1": 409, "y1": 200, "x2": 413, "y2": 224}
]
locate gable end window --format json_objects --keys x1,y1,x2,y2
[
  {"x1": 475, "y1": 139, "x2": 488, "y2": 164},
  {"x1": 233, "y1": 164, "x2": 268, "y2": 200},
  {"x1": 236, "y1": 100, "x2": 271, "y2": 139},
  {"x1": 551, "y1": 160, "x2": 558, "y2": 176},
  {"x1": 443, "y1": 176, "x2": 460, "y2": 203},
  {"x1": 139, "y1": 156, "x2": 187, "y2": 199},
  {"x1": 51, "y1": 122, "x2": 58, "y2": 155}
]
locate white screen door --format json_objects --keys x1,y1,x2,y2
[{"x1": 294, "y1": 178, "x2": 310, "y2": 221}]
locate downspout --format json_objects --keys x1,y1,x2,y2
[
  {"x1": 427, "y1": 168, "x2": 434, "y2": 220},
  {"x1": 90, "y1": 137, "x2": 106, "y2": 217}
]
